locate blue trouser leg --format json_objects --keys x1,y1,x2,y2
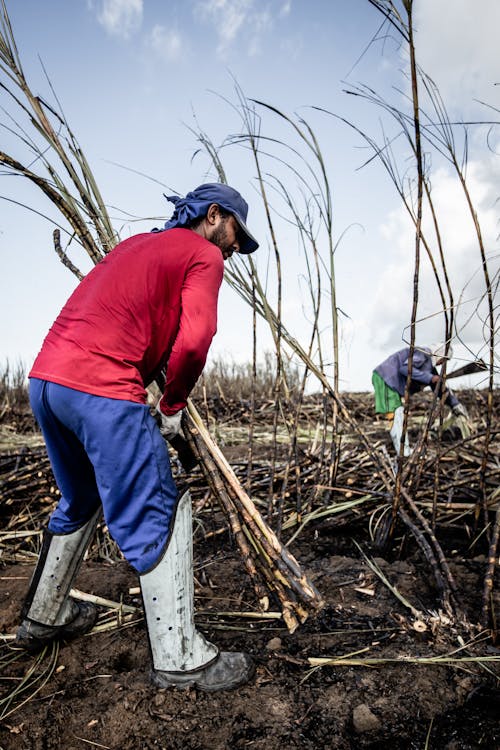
[
  {"x1": 29, "y1": 379, "x2": 178, "y2": 574},
  {"x1": 29, "y1": 379, "x2": 102, "y2": 529}
]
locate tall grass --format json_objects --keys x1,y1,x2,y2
[
  {"x1": 194, "y1": 353, "x2": 302, "y2": 402},
  {"x1": 0, "y1": 360, "x2": 29, "y2": 416}
]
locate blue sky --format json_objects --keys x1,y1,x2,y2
[{"x1": 1, "y1": 0, "x2": 499, "y2": 390}]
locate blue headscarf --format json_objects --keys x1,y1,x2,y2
[{"x1": 154, "y1": 183, "x2": 258, "y2": 254}]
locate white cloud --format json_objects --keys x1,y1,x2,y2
[
  {"x1": 93, "y1": 0, "x2": 143, "y2": 39},
  {"x1": 199, "y1": 0, "x2": 252, "y2": 55},
  {"x1": 149, "y1": 25, "x2": 184, "y2": 62},
  {"x1": 414, "y1": 0, "x2": 500, "y2": 116},
  {"x1": 193, "y1": 0, "x2": 287, "y2": 58},
  {"x1": 369, "y1": 159, "x2": 500, "y2": 369},
  {"x1": 247, "y1": 10, "x2": 272, "y2": 57},
  {"x1": 279, "y1": 1, "x2": 291, "y2": 18},
  {"x1": 344, "y1": 5, "x2": 500, "y2": 386}
]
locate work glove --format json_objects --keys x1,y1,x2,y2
[
  {"x1": 156, "y1": 406, "x2": 183, "y2": 440},
  {"x1": 452, "y1": 403, "x2": 469, "y2": 420}
]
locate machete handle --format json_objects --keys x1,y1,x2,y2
[{"x1": 168, "y1": 433, "x2": 198, "y2": 474}]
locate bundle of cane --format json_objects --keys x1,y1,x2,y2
[{"x1": 183, "y1": 400, "x2": 324, "y2": 634}]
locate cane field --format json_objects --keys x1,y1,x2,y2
[{"x1": 1, "y1": 2, "x2": 499, "y2": 748}]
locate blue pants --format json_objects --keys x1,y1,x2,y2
[{"x1": 29, "y1": 378, "x2": 178, "y2": 574}]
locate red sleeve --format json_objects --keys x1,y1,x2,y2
[{"x1": 159, "y1": 249, "x2": 224, "y2": 415}]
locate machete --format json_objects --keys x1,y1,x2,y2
[{"x1": 446, "y1": 359, "x2": 487, "y2": 380}]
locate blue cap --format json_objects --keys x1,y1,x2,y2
[{"x1": 163, "y1": 183, "x2": 259, "y2": 254}]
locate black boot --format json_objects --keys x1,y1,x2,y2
[
  {"x1": 16, "y1": 600, "x2": 98, "y2": 653},
  {"x1": 16, "y1": 510, "x2": 100, "y2": 652},
  {"x1": 151, "y1": 651, "x2": 255, "y2": 692}
]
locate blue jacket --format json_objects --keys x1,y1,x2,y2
[{"x1": 374, "y1": 347, "x2": 458, "y2": 407}]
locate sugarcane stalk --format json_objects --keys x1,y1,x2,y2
[
  {"x1": 188, "y1": 429, "x2": 270, "y2": 608},
  {"x1": 401, "y1": 487, "x2": 461, "y2": 605},
  {"x1": 188, "y1": 402, "x2": 311, "y2": 569},
  {"x1": 481, "y1": 505, "x2": 500, "y2": 630},
  {"x1": 398, "y1": 507, "x2": 452, "y2": 616},
  {"x1": 184, "y1": 402, "x2": 324, "y2": 628},
  {"x1": 52, "y1": 229, "x2": 84, "y2": 281},
  {"x1": 194, "y1": 427, "x2": 319, "y2": 610},
  {"x1": 193, "y1": 437, "x2": 304, "y2": 631},
  {"x1": 191, "y1": 418, "x2": 307, "y2": 632},
  {"x1": 188, "y1": 407, "x2": 322, "y2": 602}
]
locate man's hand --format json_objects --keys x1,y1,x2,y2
[
  {"x1": 452, "y1": 403, "x2": 469, "y2": 419},
  {"x1": 156, "y1": 406, "x2": 183, "y2": 440}
]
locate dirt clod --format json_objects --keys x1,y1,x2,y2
[{"x1": 352, "y1": 703, "x2": 381, "y2": 733}]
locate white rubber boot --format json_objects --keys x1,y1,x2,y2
[
  {"x1": 16, "y1": 509, "x2": 100, "y2": 652},
  {"x1": 390, "y1": 406, "x2": 411, "y2": 457},
  {"x1": 141, "y1": 490, "x2": 254, "y2": 691}
]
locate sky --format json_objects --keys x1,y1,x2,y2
[{"x1": 1, "y1": 0, "x2": 499, "y2": 392}]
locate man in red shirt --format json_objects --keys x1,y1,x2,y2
[{"x1": 16, "y1": 183, "x2": 259, "y2": 691}]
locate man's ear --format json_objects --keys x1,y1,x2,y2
[{"x1": 206, "y1": 203, "x2": 220, "y2": 226}]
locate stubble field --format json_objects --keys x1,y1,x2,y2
[{"x1": 1, "y1": 387, "x2": 499, "y2": 750}]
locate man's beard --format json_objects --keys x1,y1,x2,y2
[{"x1": 209, "y1": 221, "x2": 232, "y2": 257}]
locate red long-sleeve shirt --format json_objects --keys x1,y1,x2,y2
[{"x1": 29, "y1": 228, "x2": 224, "y2": 415}]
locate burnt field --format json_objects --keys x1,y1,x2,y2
[{"x1": 1, "y1": 388, "x2": 499, "y2": 750}]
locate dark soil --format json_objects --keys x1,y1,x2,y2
[
  {"x1": 1, "y1": 522, "x2": 499, "y2": 750},
  {"x1": 1, "y1": 390, "x2": 499, "y2": 749}
]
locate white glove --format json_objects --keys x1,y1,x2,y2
[
  {"x1": 156, "y1": 406, "x2": 183, "y2": 440},
  {"x1": 452, "y1": 403, "x2": 468, "y2": 419}
]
